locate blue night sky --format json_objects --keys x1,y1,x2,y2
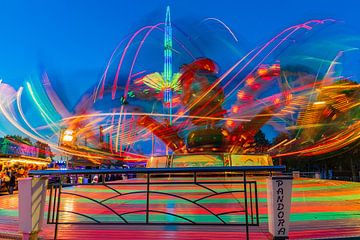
[{"x1": 1, "y1": 0, "x2": 360, "y2": 141}]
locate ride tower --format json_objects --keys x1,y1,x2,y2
[{"x1": 163, "y1": 6, "x2": 173, "y2": 125}]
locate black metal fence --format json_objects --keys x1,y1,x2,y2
[{"x1": 30, "y1": 166, "x2": 285, "y2": 239}]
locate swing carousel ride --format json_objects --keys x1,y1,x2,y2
[{"x1": 0, "y1": 7, "x2": 359, "y2": 167}]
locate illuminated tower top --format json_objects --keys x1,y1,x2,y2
[{"x1": 163, "y1": 6, "x2": 172, "y2": 84}]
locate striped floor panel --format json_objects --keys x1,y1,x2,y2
[{"x1": 0, "y1": 177, "x2": 359, "y2": 239}]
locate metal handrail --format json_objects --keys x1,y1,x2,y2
[
  {"x1": 32, "y1": 165, "x2": 285, "y2": 240},
  {"x1": 30, "y1": 165, "x2": 285, "y2": 176}
]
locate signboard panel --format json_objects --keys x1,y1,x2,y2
[
  {"x1": 172, "y1": 154, "x2": 223, "y2": 167},
  {"x1": 267, "y1": 176, "x2": 293, "y2": 239},
  {"x1": 231, "y1": 154, "x2": 273, "y2": 166},
  {"x1": 146, "y1": 156, "x2": 168, "y2": 168}
]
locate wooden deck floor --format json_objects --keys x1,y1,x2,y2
[{"x1": 1, "y1": 178, "x2": 360, "y2": 239}]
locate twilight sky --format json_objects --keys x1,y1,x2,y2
[
  {"x1": 0, "y1": 0, "x2": 360, "y2": 141},
  {"x1": 1, "y1": 0, "x2": 360, "y2": 93}
]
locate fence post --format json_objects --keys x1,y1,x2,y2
[
  {"x1": 267, "y1": 176, "x2": 293, "y2": 240},
  {"x1": 243, "y1": 171, "x2": 249, "y2": 240},
  {"x1": 146, "y1": 173, "x2": 150, "y2": 223},
  {"x1": 18, "y1": 177, "x2": 48, "y2": 240}
]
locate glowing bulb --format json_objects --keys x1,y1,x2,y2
[
  {"x1": 232, "y1": 106, "x2": 239, "y2": 113},
  {"x1": 257, "y1": 68, "x2": 267, "y2": 76},
  {"x1": 63, "y1": 135, "x2": 73, "y2": 142},
  {"x1": 226, "y1": 120, "x2": 234, "y2": 127},
  {"x1": 246, "y1": 76, "x2": 255, "y2": 86},
  {"x1": 237, "y1": 91, "x2": 245, "y2": 100}
]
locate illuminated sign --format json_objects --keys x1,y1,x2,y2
[
  {"x1": 146, "y1": 156, "x2": 168, "y2": 168},
  {"x1": 231, "y1": 154, "x2": 273, "y2": 166},
  {"x1": 267, "y1": 176, "x2": 293, "y2": 238},
  {"x1": 62, "y1": 129, "x2": 74, "y2": 142},
  {"x1": 172, "y1": 154, "x2": 223, "y2": 167},
  {"x1": 60, "y1": 129, "x2": 77, "y2": 147}
]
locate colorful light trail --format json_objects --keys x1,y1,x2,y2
[{"x1": 0, "y1": 8, "x2": 358, "y2": 164}]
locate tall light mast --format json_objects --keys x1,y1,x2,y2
[{"x1": 163, "y1": 6, "x2": 173, "y2": 124}]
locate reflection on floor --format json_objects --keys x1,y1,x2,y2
[{"x1": 0, "y1": 177, "x2": 360, "y2": 240}]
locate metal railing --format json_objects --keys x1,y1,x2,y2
[{"x1": 30, "y1": 166, "x2": 285, "y2": 240}]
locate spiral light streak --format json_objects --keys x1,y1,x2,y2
[
  {"x1": 112, "y1": 24, "x2": 161, "y2": 99},
  {"x1": 201, "y1": 17, "x2": 239, "y2": 42},
  {"x1": 125, "y1": 23, "x2": 164, "y2": 98},
  {"x1": 26, "y1": 82, "x2": 59, "y2": 132},
  {"x1": 16, "y1": 87, "x2": 45, "y2": 139},
  {"x1": 0, "y1": 13, "x2": 358, "y2": 163},
  {"x1": 181, "y1": 20, "x2": 331, "y2": 123},
  {"x1": 0, "y1": 83, "x2": 146, "y2": 162}
]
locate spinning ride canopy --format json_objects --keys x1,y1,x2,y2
[{"x1": 0, "y1": 10, "x2": 359, "y2": 161}]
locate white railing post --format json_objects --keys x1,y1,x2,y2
[
  {"x1": 18, "y1": 177, "x2": 48, "y2": 240},
  {"x1": 267, "y1": 176, "x2": 293, "y2": 239}
]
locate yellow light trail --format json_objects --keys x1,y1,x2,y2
[{"x1": 62, "y1": 112, "x2": 251, "y2": 124}]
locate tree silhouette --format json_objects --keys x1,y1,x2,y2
[{"x1": 254, "y1": 130, "x2": 270, "y2": 152}]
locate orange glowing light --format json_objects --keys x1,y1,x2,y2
[
  {"x1": 273, "y1": 98, "x2": 281, "y2": 104},
  {"x1": 232, "y1": 106, "x2": 239, "y2": 113},
  {"x1": 237, "y1": 90, "x2": 245, "y2": 100},
  {"x1": 226, "y1": 120, "x2": 234, "y2": 127},
  {"x1": 246, "y1": 77, "x2": 255, "y2": 86},
  {"x1": 286, "y1": 93, "x2": 293, "y2": 101},
  {"x1": 257, "y1": 68, "x2": 267, "y2": 76},
  {"x1": 62, "y1": 129, "x2": 74, "y2": 142}
]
